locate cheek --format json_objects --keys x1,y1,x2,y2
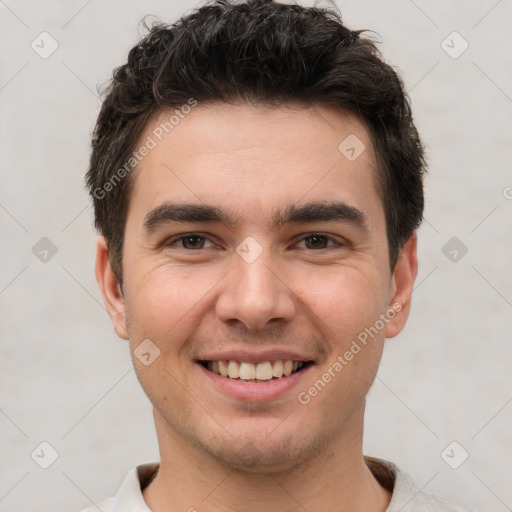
[
  {"x1": 296, "y1": 269, "x2": 388, "y2": 416},
  {"x1": 125, "y1": 262, "x2": 208, "y2": 321},
  {"x1": 298, "y1": 265, "x2": 388, "y2": 342},
  {"x1": 123, "y1": 262, "x2": 227, "y2": 368},
  {"x1": 122, "y1": 268, "x2": 202, "y2": 409}
]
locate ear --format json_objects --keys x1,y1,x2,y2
[
  {"x1": 95, "y1": 236, "x2": 129, "y2": 340},
  {"x1": 385, "y1": 232, "x2": 418, "y2": 339}
]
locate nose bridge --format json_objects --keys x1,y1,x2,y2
[
  {"x1": 215, "y1": 240, "x2": 295, "y2": 330},
  {"x1": 236, "y1": 250, "x2": 278, "y2": 297}
]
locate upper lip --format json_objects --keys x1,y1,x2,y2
[{"x1": 197, "y1": 349, "x2": 315, "y2": 364}]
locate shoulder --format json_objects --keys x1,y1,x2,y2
[
  {"x1": 365, "y1": 456, "x2": 474, "y2": 512},
  {"x1": 77, "y1": 463, "x2": 159, "y2": 512},
  {"x1": 399, "y1": 489, "x2": 475, "y2": 512},
  {"x1": 80, "y1": 497, "x2": 115, "y2": 512}
]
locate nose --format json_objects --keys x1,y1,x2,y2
[{"x1": 215, "y1": 249, "x2": 296, "y2": 331}]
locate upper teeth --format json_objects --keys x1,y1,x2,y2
[{"x1": 207, "y1": 360, "x2": 304, "y2": 380}]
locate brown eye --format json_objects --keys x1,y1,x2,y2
[
  {"x1": 181, "y1": 235, "x2": 206, "y2": 249},
  {"x1": 303, "y1": 235, "x2": 330, "y2": 249},
  {"x1": 164, "y1": 233, "x2": 217, "y2": 251}
]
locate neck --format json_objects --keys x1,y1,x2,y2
[{"x1": 143, "y1": 407, "x2": 391, "y2": 512}]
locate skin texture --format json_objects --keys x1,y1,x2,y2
[{"x1": 96, "y1": 103, "x2": 418, "y2": 512}]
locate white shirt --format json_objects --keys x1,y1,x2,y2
[{"x1": 82, "y1": 457, "x2": 473, "y2": 512}]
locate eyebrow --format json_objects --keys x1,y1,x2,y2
[
  {"x1": 143, "y1": 201, "x2": 368, "y2": 233},
  {"x1": 143, "y1": 203, "x2": 239, "y2": 232},
  {"x1": 275, "y1": 202, "x2": 367, "y2": 231}
]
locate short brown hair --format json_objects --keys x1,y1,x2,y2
[{"x1": 86, "y1": 0, "x2": 426, "y2": 285}]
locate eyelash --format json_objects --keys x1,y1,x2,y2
[{"x1": 164, "y1": 232, "x2": 344, "y2": 251}]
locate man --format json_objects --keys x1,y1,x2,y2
[{"x1": 85, "y1": 0, "x2": 471, "y2": 510}]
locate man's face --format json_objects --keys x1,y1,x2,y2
[{"x1": 97, "y1": 103, "x2": 416, "y2": 472}]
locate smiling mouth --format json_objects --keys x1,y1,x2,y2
[{"x1": 199, "y1": 359, "x2": 313, "y2": 382}]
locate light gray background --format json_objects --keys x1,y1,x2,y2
[{"x1": 1, "y1": 1, "x2": 511, "y2": 511}]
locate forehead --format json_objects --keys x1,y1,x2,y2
[{"x1": 127, "y1": 103, "x2": 382, "y2": 228}]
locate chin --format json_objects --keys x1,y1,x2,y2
[{"x1": 200, "y1": 429, "x2": 327, "y2": 475}]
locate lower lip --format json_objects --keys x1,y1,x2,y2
[{"x1": 198, "y1": 363, "x2": 312, "y2": 401}]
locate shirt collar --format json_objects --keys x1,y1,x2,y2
[
  {"x1": 114, "y1": 463, "x2": 159, "y2": 512},
  {"x1": 111, "y1": 457, "x2": 440, "y2": 512}
]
